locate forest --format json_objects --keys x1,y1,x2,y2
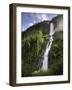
[{"x1": 22, "y1": 21, "x2": 63, "y2": 77}]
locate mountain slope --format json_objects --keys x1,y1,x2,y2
[
  {"x1": 21, "y1": 20, "x2": 63, "y2": 77},
  {"x1": 22, "y1": 20, "x2": 50, "y2": 38}
]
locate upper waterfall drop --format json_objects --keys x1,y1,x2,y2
[
  {"x1": 42, "y1": 22, "x2": 54, "y2": 71},
  {"x1": 50, "y1": 22, "x2": 54, "y2": 36}
]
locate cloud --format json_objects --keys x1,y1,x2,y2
[
  {"x1": 22, "y1": 13, "x2": 58, "y2": 31},
  {"x1": 35, "y1": 13, "x2": 48, "y2": 21},
  {"x1": 40, "y1": 14, "x2": 48, "y2": 21},
  {"x1": 34, "y1": 13, "x2": 58, "y2": 22},
  {"x1": 28, "y1": 22, "x2": 34, "y2": 26}
]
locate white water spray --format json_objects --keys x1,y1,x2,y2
[{"x1": 42, "y1": 23, "x2": 54, "y2": 71}]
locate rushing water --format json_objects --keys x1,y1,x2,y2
[{"x1": 42, "y1": 23, "x2": 54, "y2": 71}]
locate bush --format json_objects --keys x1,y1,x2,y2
[
  {"x1": 22, "y1": 30, "x2": 63, "y2": 77},
  {"x1": 22, "y1": 30, "x2": 48, "y2": 77}
]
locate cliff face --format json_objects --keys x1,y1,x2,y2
[{"x1": 52, "y1": 15, "x2": 63, "y2": 32}]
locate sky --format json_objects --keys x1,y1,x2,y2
[{"x1": 21, "y1": 13, "x2": 58, "y2": 31}]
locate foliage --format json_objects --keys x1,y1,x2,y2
[
  {"x1": 22, "y1": 30, "x2": 48, "y2": 77},
  {"x1": 32, "y1": 59, "x2": 63, "y2": 76},
  {"x1": 48, "y1": 31, "x2": 63, "y2": 75},
  {"x1": 22, "y1": 29, "x2": 63, "y2": 77}
]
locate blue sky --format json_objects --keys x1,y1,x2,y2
[{"x1": 21, "y1": 13, "x2": 58, "y2": 31}]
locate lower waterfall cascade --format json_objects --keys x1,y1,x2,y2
[{"x1": 42, "y1": 22, "x2": 54, "y2": 71}]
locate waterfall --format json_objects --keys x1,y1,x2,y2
[{"x1": 42, "y1": 22, "x2": 54, "y2": 71}]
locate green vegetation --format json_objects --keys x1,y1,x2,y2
[
  {"x1": 31, "y1": 31, "x2": 63, "y2": 76},
  {"x1": 48, "y1": 31, "x2": 63, "y2": 75},
  {"x1": 22, "y1": 30, "x2": 48, "y2": 77},
  {"x1": 22, "y1": 27, "x2": 63, "y2": 77}
]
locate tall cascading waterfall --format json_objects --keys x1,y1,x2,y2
[{"x1": 42, "y1": 22, "x2": 54, "y2": 71}]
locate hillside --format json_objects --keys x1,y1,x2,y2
[
  {"x1": 21, "y1": 20, "x2": 63, "y2": 77},
  {"x1": 48, "y1": 31, "x2": 63, "y2": 75},
  {"x1": 22, "y1": 20, "x2": 50, "y2": 38},
  {"x1": 22, "y1": 21, "x2": 49, "y2": 77}
]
